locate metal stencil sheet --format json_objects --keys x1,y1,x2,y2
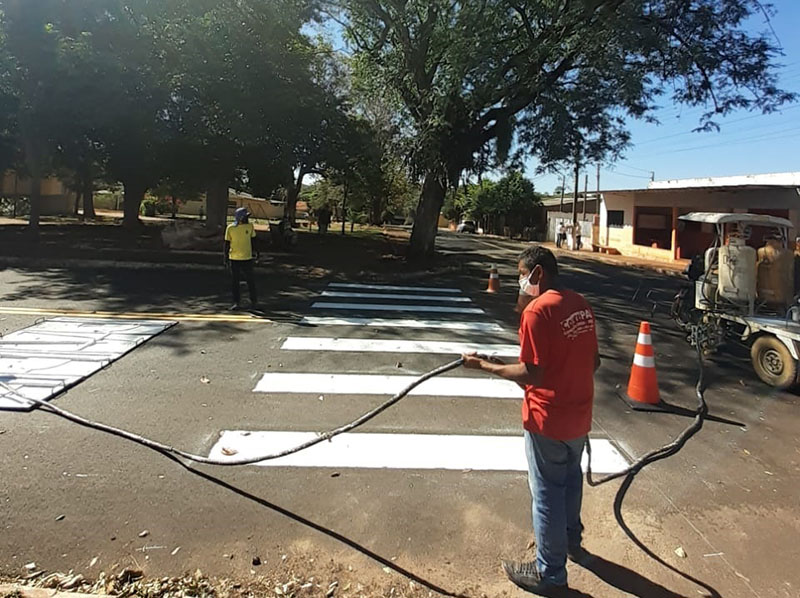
[{"x1": 0, "y1": 317, "x2": 176, "y2": 411}]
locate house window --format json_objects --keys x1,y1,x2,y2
[
  {"x1": 607, "y1": 210, "x2": 625, "y2": 228},
  {"x1": 637, "y1": 213, "x2": 668, "y2": 229}
]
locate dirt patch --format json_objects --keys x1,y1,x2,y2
[
  {"x1": 0, "y1": 554, "x2": 476, "y2": 598},
  {"x1": 0, "y1": 220, "x2": 476, "y2": 283}
]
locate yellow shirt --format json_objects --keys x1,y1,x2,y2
[{"x1": 225, "y1": 223, "x2": 256, "y2": 261}]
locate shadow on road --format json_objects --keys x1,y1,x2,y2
[
  {"x1": 538, "y1": 554, "x2": 690, "y2": 598},
  {"x1": 160, "y1": 448, "x2": 715, "y2": 598},
  {"x1": 163, "y1": 453, "x2": 471, "y2": 598},
  {"x1": 612, "y1": 473, "x2": 723, "y2": 598}
]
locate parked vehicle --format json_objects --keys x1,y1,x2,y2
[
  {"x1": 670, "y1": 212, "x2": 800, "y2": 389},
  {"x1": 457, "y1": 220, "x2": 476, "y2": 233}
]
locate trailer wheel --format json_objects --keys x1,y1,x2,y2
[{"x1": 750, "y1": 336, "x2": 798, "y2": 390}]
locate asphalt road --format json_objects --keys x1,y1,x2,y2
[{"x1": 1, "y1": 232, "x2": 798, "y2": 598}]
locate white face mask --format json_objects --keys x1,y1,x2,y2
[{"x1": 518, "y1": 273, "x2": 541, "y2": 298}]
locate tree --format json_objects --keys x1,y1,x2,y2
[
  {"x1": 0, "y1": 0, "x2": 62, "y2": 234},
  {"x1": 66, "y1": 1, "x2": 175, "y2": 228},
  {"x1": 335, "y1": 0, "x2": 794, "y2": 258},
  {"x1": 471, "y1": 172, "x2": 540, "y2": 236},
  {"x1": 151, "y1": 0, "x2": 341, "y2": 231}
]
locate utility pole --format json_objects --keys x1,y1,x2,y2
[
  {"x1": 572, "y1": 156, "x2": 579, "y2": 250},
  {"x1": 596, "y1": 164, "x2": 601, "y2": 215},
  {"x1": 559, "y1": 174, "x2": 565, "y2": 212},
  {"x1": 583, "y1": 173, "x2": 588, "y2": 218},
  {"x1": 650, "y1": 171, "x2": 655, "y2": 182}
]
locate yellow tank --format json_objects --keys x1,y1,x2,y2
[{"x1": 757, "y1": 240, "x2": 795, "y2": 308}]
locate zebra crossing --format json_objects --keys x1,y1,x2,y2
[{"x1": 210, "y1": 281, "x2": 630, "y2": 473}]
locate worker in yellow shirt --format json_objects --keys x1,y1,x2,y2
[{"x1": 224, "y1": 207, "x2": 259, "y2": 310}]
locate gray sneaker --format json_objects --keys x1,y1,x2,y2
[{"x1": 501, "y1": 559, "x2": 564, "y2": 593}]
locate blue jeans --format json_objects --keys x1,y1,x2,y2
[{"x1": 525, "y1": 431, "x2": 587, "y2": 586}]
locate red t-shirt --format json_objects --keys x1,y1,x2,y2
[{"x1": 518, "y1": 289, "x2": 598, "y2": 441}]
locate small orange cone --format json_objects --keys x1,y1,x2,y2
[
  {"x1": 625, "y1": 322, "x2": 663, "y2": 411},
  {"x1": 486, "y1": 265, "x2": 500, "y2": 293}
]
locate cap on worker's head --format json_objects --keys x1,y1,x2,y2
[{"x1": 234, "y1": 207, "x2": 249, "y2": 225}]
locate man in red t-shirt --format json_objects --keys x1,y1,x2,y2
[{"x1": 463, "y1": 245, "x2": 599, "y2": 593}]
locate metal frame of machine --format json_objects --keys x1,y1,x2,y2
[{"x1": 676, "y1": 212, "x2": 800, "y2": 389}]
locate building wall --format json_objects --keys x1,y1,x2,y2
[
  {"x1": 599, "y1": 188, "x2": 800, "y2": 262},
  {"x1": 2, "y1": 171, "x2": 71, "y2": 197},
  {"x1": 545, "y1": 211, "x2": 593, "y2": 243},
  {"x1": 2, "y1": 171, "x2": 77, "y2": 215}
]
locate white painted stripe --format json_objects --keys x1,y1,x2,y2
[
  {"x1": 312, "y1": 302, "x2": 485, "y2": 314},
  {"x1": 637, "y1": 333, "x2": 652, "y2": 345},
  {"x1": 253, "y1": 373, "x2": 521, "y2": 398},
  {"x1": 328, "y1": 282, "x2": 461, "y2": 294},
  {"x1": 300, "y1": 316, "x2": 506, "y2": 333},
  {"x1": 209, "y1": 432, "x2": 630, "y2": 473},
  {"x1": 281, "y1": 337, "x2": 520, "y2": 357},
  {"x1": 321, "y1": 291, "x2": 472, "y2": 303},
  {"x1": 633, "y1": 354, "x2": 655, "y2": 368}
]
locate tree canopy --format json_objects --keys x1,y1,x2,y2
[
  {"x1": 0, "y1": 0, "x2": 794, "y2": 257},
  {"x1": 334, "y1": 0, "x2": 795, "y2": 257},
  {"x1": 0, "y1": 0, "x2": 384, "y2": 231}
]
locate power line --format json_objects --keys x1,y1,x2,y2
[
  {"x1": 634, "y1": 119, "x2": 800, "y2": 152},
  {"x1": 633, "y1": 103, "x2": 800, "y2": 146},
  {"x1": 634, "y1": 126, "x2": 800, "y2": 158},
  {"x1": 610, "y1": 165, "x2": 654, "y2": 178},
  {"x1": 605, "y1": 168, "x2": 652, "y2": 180},
  {"x1": 614, "y1": 163, "x2": 653, "y2": 173}
]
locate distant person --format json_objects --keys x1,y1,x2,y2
[
  {"x1": 224, "y1": 207, "x2": 259, "y2": 310},
  {"x1": 575, "y1": 225, "x2": 582, "y2": 250},
  {"x1": 317, "y1": 206, "x2": 332, "y2": 234},
  {"x1": 557, "y1": 223, "x2": 566, "y2": 248}
]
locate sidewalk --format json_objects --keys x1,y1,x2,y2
[
  {"x1": 543, "y1": 242, "x2": 688, "y2": 276},
  {"x1": 478, "y1": 233, "x2": 687, "y2": 277}
]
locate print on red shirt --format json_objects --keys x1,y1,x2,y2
[{"x1": 561, "y1": 308, "x2": 595, "y2": 340}]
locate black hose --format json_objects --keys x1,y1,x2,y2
[
  {"x1": 586, "y1": 340, "x2": 707, "y2": 487},
  {"x1": 1, "y1": 358, "x2": 465, "y2": 466}
]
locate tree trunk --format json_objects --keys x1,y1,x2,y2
[
  {"x1": 21, "y1": 134, "x2": 43, "y2": 237},
  {"x1": 122, "y1": 180, "x2": 146, "y2": 228},
  {"x1": 370, "y1": 194, "x2": 384, "y2": 225},
  {"x1": 205, "y1": 179, "x2": 229, "y2": 232},
  {"x1": 285, "y1": 169, "x2": 307, "y2": 227},
  {"x1": 28, "y1": 170, "x2": 42, "y2": 236},
  {"x1": 82, "y1": 172, "x2": 96, "y2": 220},
  {"x1": 408, "y1": 172, "x2": 447, "y2": 260}
]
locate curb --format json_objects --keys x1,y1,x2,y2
[{"x1": 0, "y1": 255, "x2": 227, "y2": 272}]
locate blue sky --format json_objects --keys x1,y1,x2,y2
[
  {"x1": 319, "y1": 3, "x2": 799, "y2": 195},
  {"x1": 525, "y1": 0, "x2": 800, "y2": 194}
]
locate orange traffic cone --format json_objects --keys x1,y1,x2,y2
[
  {"x1": 625, "y1": 321, "x2": 664, "y2": 411},
  {"x1": 486, "y1": 265, "x2": 500, "y2": 293}
]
